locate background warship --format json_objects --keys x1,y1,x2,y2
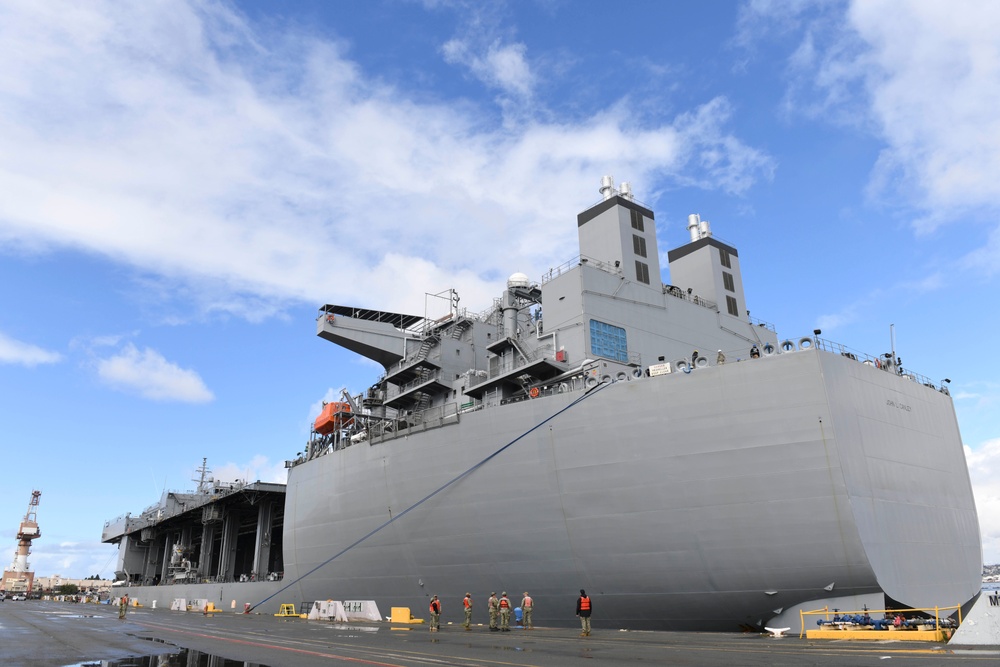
[{"x1": 104, "y1": 178, "x2": 981, "y2": 630}]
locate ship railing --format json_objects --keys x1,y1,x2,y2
[
  {"x1": 467, "y1": 345, "x2": 555, "y2": 389},
  {"x1": 106, "y1": 483, "x2": 254, "y2": 535},
  {"x1": 541, "y1": 254, "x2": 620, "y2": 284},
  {"x1": 417, "y1": 306, "x2": 472, "y2": 336},
  {"x1": 749, "y1": 315, "x2": 776, "y2": 333},
  {"x1": 810, "y1": 337, "x2": 943, "y2": 391},
  {"x1": 799, "y1": 604, "x2": 961, "y2": 639},
  {"x1": 366, "y1": 401, "x2": 462, "y2": 444},
  {"x1": 142, "y1": 572, "x2": 285, "y2": 586},
  {"x1": 661, "y1": 283, "x2": 718, "y2": 311},
  {"x1": 385, "y1": 367, "x2": 444, "y2": 398},
  {"x1": 500, "y1": 375, "x2": 588, "y2": 405}
]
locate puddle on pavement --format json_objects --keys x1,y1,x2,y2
[{"x1": 62, "y1": 647, "x2": 273, "y2": 666}]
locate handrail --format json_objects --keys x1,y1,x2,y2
[
  {"x1": 810, "y1": 337, "x2": 943, "y2": 391},
  {"x1": 799, "y1": 604, "x2": 962, "y2": 638}
]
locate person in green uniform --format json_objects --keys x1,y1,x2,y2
[
  {"x1": 463, "y1": 593, "x2": 473, "y2": 630},
  {"x1": 488, "y1": 592, "x2": 499, "y2": 631},
  {"x1": 429, "y1": 595, "x2": 441, "y2": 632},
  {"x1": 521, "y1": 591, "x2": 533, "y2": 630},
  {"x1": 499, "y1": 592, "x2": 511, "y2": 631}
]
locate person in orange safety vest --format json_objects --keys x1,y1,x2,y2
[
  {"x1": 463, "y1": 592, "x2": 473, "y2": 630},
  {"x1": 498, "y1": 592, "x2": 512, "y2": 631},
  {"x1": 429, "y1": 595, "x2": 441, "y2": 632},
  {"x1": 576, "y1": 589, "x2": 592, "y2": 636}
]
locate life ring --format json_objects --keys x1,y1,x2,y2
[
  {"x1": 529, "y1": 387, "x2": 540, "y2": 398},
  {"x1": 763, "y1": 343, "x2": 775, "y2": 356},
  {"x1": 780, "y1": 340, "x2": 796, "y2": 352},
  {"x1": 875, "y1": 358, "x2": 882, "y2": 370},
  {"x1": 558, "y1": 382, "x2": 569, "y2": 393},
  {"x1": 798, "y1": 337, "x2": 813, "y2": 350}
]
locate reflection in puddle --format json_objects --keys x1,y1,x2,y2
[{"x1": 62, "y1": 647, "x2": 273, "y2": 666}]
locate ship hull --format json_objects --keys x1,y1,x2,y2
[
  {"x1": 272, "y1": 349, "x2": 979, "y2": 630},
  {"x1": 118, "y1": 350, "x2": 980, "y2": 630}
]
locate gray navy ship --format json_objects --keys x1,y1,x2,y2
[{"x1": 103, "y1": 178, "x2": 982, "y2": 630}]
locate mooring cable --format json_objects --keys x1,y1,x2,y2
[{"x1": 248, "y1": 379, "x2": 614, "y2": 612}]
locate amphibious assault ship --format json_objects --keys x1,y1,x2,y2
[{"x1": 104, "y1": 178, "x2": 981, "y2": 630}]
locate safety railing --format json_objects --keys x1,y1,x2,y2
[{"x1": 799, "y1": 604, "x2": 962, "y2": 638}]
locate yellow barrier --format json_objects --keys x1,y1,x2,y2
[
  {"x1": 390, "y1": 607, "x2": 424, "y2": 624},
  {"x1": 799, "y1": 604, "x2": 962, "y2": 641},
  {"x1": 274, "y1": 604, "x2": 299, "y2": 617}
]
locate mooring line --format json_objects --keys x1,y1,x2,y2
[{"x1": 249, "y1": 379, "x2": 613, "y2": 612}]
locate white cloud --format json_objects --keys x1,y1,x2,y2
[
  {"x1": 0, "y1": 1, "x2": 772, "y2": 319},
  {"x1": 442, "y1": 38, "x2": 535, "y2": 98},
  {"x1": 851, "y1": 1, "x2": 1000, "y2": 229},
  {"x1": 815, "y1": 272, "x2": 944, "y2": 332},
  {"x1": 96, "y1": 343, "x2": 214, "y2": 403},
  {"x1": 743, "y1": 0, "x2": 1000, "y2": 231},
  {"x1": 0, "y1": 331, "x2": 62, "y2": 366},
  {"x1": 28, "y1": 540, "x2": 119, "y2": 579},
  {"x1": 965, "y1": 438, "x2": 1000, "y2": 565},
  {"x1": 210, "y1": 455, "x2": 287, "y2": 485}
]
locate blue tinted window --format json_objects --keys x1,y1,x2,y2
[{"x1": 590, "y1": 320, "x2": 627, "y2": 362}]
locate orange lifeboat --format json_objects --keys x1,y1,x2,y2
[{"x1": 313, "y1": 402, "x2": 353, "y2": 434}]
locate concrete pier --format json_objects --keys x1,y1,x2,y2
[{"x1": 3, "y1": 600, "x2": 999, "y2": 667}]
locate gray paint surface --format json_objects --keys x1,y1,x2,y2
[{"x1": 108, "y1": 184, "x2": 981, "y2": 630}]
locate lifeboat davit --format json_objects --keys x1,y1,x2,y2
[{"x1": 314, "y1": 402, "x2": 353, "y2": 434}]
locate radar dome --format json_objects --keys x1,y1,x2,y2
[{"x1": 507, "y1": 272, "x2": 530, "y2": 288}]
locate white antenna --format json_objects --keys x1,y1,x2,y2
[{"x1": 890, "y1": 324, "x2": 896, "y2": 373}]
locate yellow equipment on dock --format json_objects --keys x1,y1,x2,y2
[
  {"x1": 390, "y1": 607, "x2": 424, "y2": 624},
  {"x1": 800, "y1": 604, "x2": 960, "y2": 642},
  {"x1": 274, "y1": 604, "x2": 299, "y2": 617}
]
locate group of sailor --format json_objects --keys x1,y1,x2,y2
[
  {"x1": 429, "y1": 591, "x2": 535, "y2": 632},
  {"x1": 428, "y1": 590, "x2": 593, "y2": 636}
]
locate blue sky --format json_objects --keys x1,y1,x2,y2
[{"x1": 1, "y1": 0, "x2": 998, "y2": 578}]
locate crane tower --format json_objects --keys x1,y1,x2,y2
[{"x1": 3, "y1": 490, "x2": 41, "y2": 595}]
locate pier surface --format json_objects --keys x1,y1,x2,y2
[{"x1": 2, "y1": 600, "x2": 998, "y2": 666}]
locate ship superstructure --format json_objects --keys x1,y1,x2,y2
[{"x1": 308, "y1": 177, "x2": 778, "y2": 456}]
